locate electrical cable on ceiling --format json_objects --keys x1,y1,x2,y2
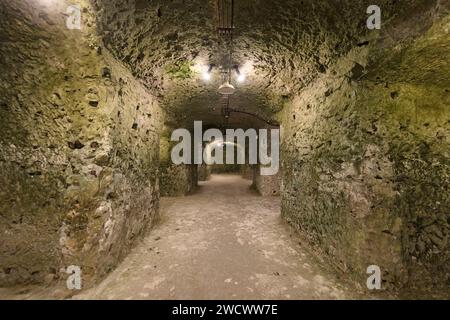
[{"x1": 216, "y1": 0, "x2": 277, "y2": 127}]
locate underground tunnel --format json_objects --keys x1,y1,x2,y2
[{"x1": 0, "y1": 0, "x2": 449, "y2": 300}]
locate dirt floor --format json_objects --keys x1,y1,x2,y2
[{"x1": 0, "y1": 175, "x2": 362, "y2": 300}]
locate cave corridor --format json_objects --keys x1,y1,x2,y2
[{"x1": 0, "y1": 0, "x2": 449, "y2": 300}]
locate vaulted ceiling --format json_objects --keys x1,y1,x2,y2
[{"x1": 91, "y1": 0, "x2": 444, "y2": 129}]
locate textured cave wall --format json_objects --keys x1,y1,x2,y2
[
  {"x1": 90, "y1": 0, "x2": 446, "y2": 132},
  {"x1": 280, "y1": 12, "x2": 450, "y2": 295},
  {"x1": 159, "y1": 136, "x2": 198, "y2": 196},
  {"x1": 211, "y1": 164, "x2": 241, "y2": 174},
  {"x1": 240, "y1": 164, "x2": 254, "y2": 180},
  {"x1": 0, "y1": 0, "x2": 162, "y2": 286},
  {"x1": 0, "y1": 0, "x2": 447, "y2": 296},
  {"x1": 198, "y1": 164, "x2": 212, "y2": 181},
  {"x1": 159, "y1": 163, "x2": 198, "y2": 196},
  {"x1": 254, "y1": 167, "x2": 281, "y2": 197}
]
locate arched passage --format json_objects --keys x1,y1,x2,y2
[{"x1": 0, "y1": 0, "x2": 449, "y2": 299}]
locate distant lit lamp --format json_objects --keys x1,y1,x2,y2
[
  {"x1": 234, "y1": 66, "x2": 245, "y2": 83},
  {"x1": 202, "y1": 64, "x2": 214, "y2": 81},
  {"x1": 202, "y1": 72, "x2": 211, "y2": 81},
  {"x1": 237, "y1": 73, "x2": 246, "y2": 83}
]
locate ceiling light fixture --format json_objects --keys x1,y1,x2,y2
[
  {"x1": 202, "y1": 64, "x2": 214, "y2": 81},
  {"x1": 234, "y1": 66, "x2": 246, "y2": 83},
  {"x1": 202, "y1": 72, "x2": 211, "y2": 81}
]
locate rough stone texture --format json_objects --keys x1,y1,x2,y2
[
  {"x1": 280, "y1": 12, "x2": 450, "y2": 296},
  {"x1": 74, "y1": 175, "x2": 357, "y2": 300},
  {"x1": 159, "y1": 164, "x2": 198, "y2": 197},
  {"x1": 1, "y1": 0, "x2": 449, "y2": 298},
  {"x1": 91, "y1": 0, "x2": 442, "y2": 130},
  {"x1": 198, "y1": 164, "x2": 212, "y2": 181},
  {"x1": 240, "y1": 165, "x2": 254, "y2": 180},
  {"x1": 0, "y1": 0, "x2": 162, "y2": 286},
  {"x1": 254, "y1": 167, "x2": 281, "y2": 197},
  {"x1": 211, "y1": 164, "x2": 241, "y2": 174},
  {"x1": 159, "y1": 135, "x2": 198, "y2": 196},
  {"x1": 0, "y1": 175, "x2": 360, "y2": 300}
]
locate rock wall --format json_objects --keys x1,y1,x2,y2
[
  {"x1": 241, "y1": 165, "x2": 254, "y2": 180},
  {"x1": 280, "y1": 14, "x2": 449, "y2": 296},
  {"x1": 211, "y1": 164, "x2": 241, "y2": 174},
  {"x1": 198, "y1": 164, "x2": 211, "y2": 181},
  {"x1": 254, "y1": 167, "x2": 281, "y2": 196},
  {"x1": 0, "y1": 0, "x2": 162, "y2": 286},
  {"x1": 159, "y1": 163, "x2": 198, "y2": 196},
  {"x1": 159, "y1": 135, "x2": 198, "y2": 196}
]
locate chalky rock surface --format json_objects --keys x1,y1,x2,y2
[
  {"x1": 0, "y1": 0, "x2": 448, "y2": 298},
  {"x1": 280, "y1": 11, "x2": 450, "y2": 295},
  {"x1": 0, "y1": 0, "x2": 162, "y2": 286}
]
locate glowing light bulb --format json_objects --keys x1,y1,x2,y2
[
  {"x1": 237, "y1": 73, "x2": 246, "y2": 83},
  {"x1": 202, "y1": 64, "x2": 214, "y2": 81},
  {"x1": 202, "y1": 72, "x2": 211, "y2": 81}
]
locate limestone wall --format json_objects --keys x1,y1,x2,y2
[
  {"x1": 0, "y1": 0, "x2": 162, "y2": 286},
  {"x1": 241, "y1": 165, "x2": 254, "y2": 180},
  {"x1": 159, "y1": 134, "x2": 198, "y2": 196},
  {"x1": 254, "y1": 167, "x2": 281, "y2": 196},
  {"x1": 198, "y1": 164, "x2": 212, "y2": 181},
  {"x1": 159, "y1": 163, "x2": 198, "y2": 196},
  {"x1": 280, "y1": 15, "x2": 450, "y2": 295}
]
